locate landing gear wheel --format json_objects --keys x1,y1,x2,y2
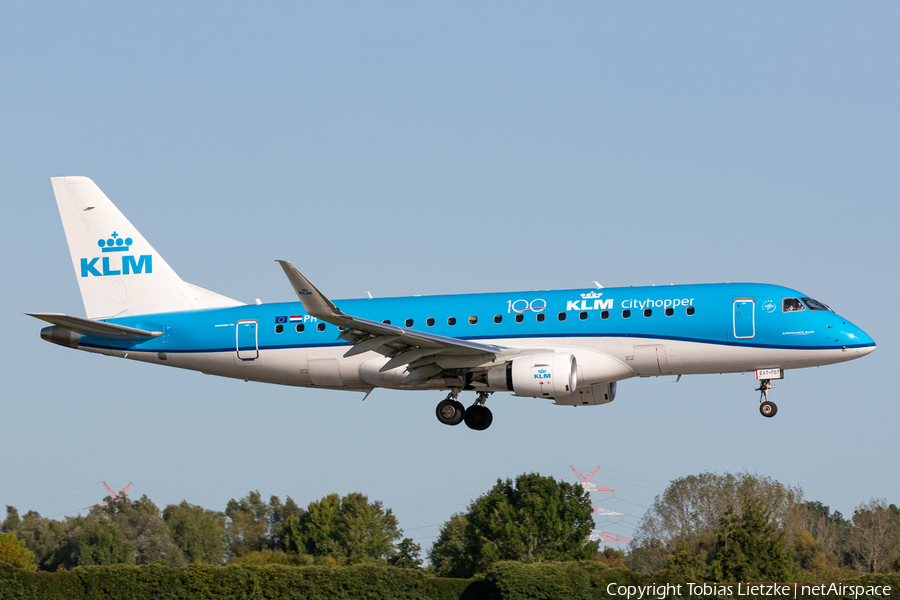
[
  {"x1": 436, "y1": 399, "x2": 465, "y2": 426},
  {"x1": 759, "y1": 401, "x2": 777, "y2": 418},
  {"x1": 464, "y1": 405, "x2": 493, "y2": 431}
]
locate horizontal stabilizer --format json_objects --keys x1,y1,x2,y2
[{"x1": 27, "y1": 313, "x2": 162, "y2": 340}]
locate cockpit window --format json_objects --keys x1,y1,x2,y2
[
  {"x1": 801, "y1": 297, "x2": 831, "y2": 312},
  {"x1": 783, "y1": 298, "x2": 805, "y2": 312}
]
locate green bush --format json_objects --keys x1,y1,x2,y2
[
  {"x1": 2, "y1": 561, "x2": 896, "y2": 600},
  {"x1": 0, "y1": 562, "x2": 479, "y2": 600},
  {"x1": 484, "y1": 561, "x2": 701, "y2": 600}
]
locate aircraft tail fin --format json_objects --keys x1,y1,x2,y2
[{"x1": 50, "y1": 176, "x2": 243, "y2": 319}]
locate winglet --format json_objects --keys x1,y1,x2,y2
[{"x1": 276, "y1": 260, "x2": 344, "y2": 320}]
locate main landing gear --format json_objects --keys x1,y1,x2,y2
[
  {"x1": 435, "y1": 389, "x2": 493, "y2": 431},
  {"x1": 756, "y1": 379, "x2": 777, "y2": 418}
]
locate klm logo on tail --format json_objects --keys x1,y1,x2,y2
[{"x1": 80, "y1": 232, "x2": 152, "y2": 277}]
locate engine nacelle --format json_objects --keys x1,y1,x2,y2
[{"x1": 487, "y1": 352, "x2": 578, "y2": 399}]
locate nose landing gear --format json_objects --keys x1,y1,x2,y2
[
  {"x1": 756, "y1": 379, "x2": 777, "y2": 418},
  {"x1": 435, "y1": 390, "x2": 493, "y2": 430}
]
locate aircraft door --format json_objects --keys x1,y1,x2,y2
[
  {"x1": 733, "y1": 300, "x2": 755, "y2": 339},
  {"x1": 236, "y1": 320, "x2": 259, "y2": 360}
]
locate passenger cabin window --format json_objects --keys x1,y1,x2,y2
[
  {"x1": 468, "y1": 316, "x2": 478, "y2": 325},
  {"x1": 448, "y1": 317, "x2": 457, "y2": 326},
  {"x1": 686, "y1": 306, "x2": 695, "y2": 316},
  {"x1": 382, "y1": 319, "x2": 391, "y2": 325},
  {"x1": 783, "y1": 298, "x2": 805, "y2": 312},
  {"x1": 296, "y1": 323, "x2": 305, "y2": 332},
  {"x1": 405, "y1": 318, "x2": 414, "y2": 327},
  {"x1": 494, "y1": 315, "x2": 502, "y2": 324},
  {"x1": 536, "y1": 313, "x2": 546, "y2": 322},
  {"x1": 579, "y1": 311, "x2": 588, "y2": 320},
  {"x1": 515, "y1": 314, "x2": 524, "y2": 323},
  {"x1": 275, "y1": 324, "x2": 284, "y2": 334},
  {"x1": 558, "y1": 312, "x2": 566, "y2": 321},
  {"x1": 801, "y1": 297, "x2": 831, "y2": 311},
  {"x1": 665, "y1": 307, "x2": 673, "y2": 317},
  {"x1": 622, "y1": 309, "x2": 631, "y2": 318},
  {"x1": 426, "y1": 317, "x2": 435, "y2": 327},
  {"x1": 601, "y1": 310, "x2": 609, "y2": 319},
  {"x1": 643, "y1": 308, "x2": 652, "y2": 317},
  {"x1": 317, "y1": 322, "x2": 326, "y2": 332}
]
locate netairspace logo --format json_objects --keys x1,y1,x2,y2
[
  {"x1": 605, "y1": 582, "x2": 892, "y2": 599},
  {"x1": 80, "y1": 233, "x2": 152, "y2": 277}
]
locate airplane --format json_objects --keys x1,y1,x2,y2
[{"x1": 30, "y1": 177, "x2": 876, "y2": 431}]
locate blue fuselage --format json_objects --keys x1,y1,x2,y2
[{"x1": 84, "y1": 282, "x2": 873, "y2": 358}]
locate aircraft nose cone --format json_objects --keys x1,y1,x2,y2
[
  {"x1": 857, "y1": 330, "x2": 876, "y2": 355},
  {"x1": 844, "y1": 326, "x2": 875, "y2": 356}
]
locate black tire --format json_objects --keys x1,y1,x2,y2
[
  {"x1": 759, "y1": 401, "x2": 777, "y2": 418},
  {"x1": 480, "y1": 406, "x2": 493, "y2": 430},
  {"x1": 449, "y1": 400, "x2": 465, "y2": 425},
  {"x1": 436, "y1": 399, "x2": 465, "y2": 426},
  {"x1": 464, "y1": 405, "x2": 492, "y2": 431}
]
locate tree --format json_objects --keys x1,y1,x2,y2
[
  {"x1": 224, "y1": 491, "x2": 273, "y2": 558},
  {"x1": 428, "y1": 513, "x2": 472, "y2": 577},
  {"x1": 0, "y1": 532, "x2": 36, "y2": 571},
  {"x1": 630, "y1": 472, "x2": 803, "y2": 574},
  {"x1": 662, "y1": 541, "x2": 708, "y2": 580},
  {"x1": 709, "y1": 500, "x2": 794, "y2": 583},
  {"x1": 795, "y1": 501, "x2": 847, "y2": 557},
  {"x1": 73, "y1": 514, "x2": 133, "y2": 566},
  {"x1": 163, "y1": 501, "x2": 226, "y2": 565},
  {"x1": 388, "y1": 538, "x2": 422, "y2": 569},
  {"x1": 93, "y1": 495, "x2": 186, "y2": 566},
  {"x1": 2, "y1": 506, "x2": 20, "y2": 533},
  {"x1": 461, "y1": 472, "x2": 598, "y2": 575},
  {"x1": 269, "y1": 495, "x2": 305, "y2": 551},
  {"x1": 594, "y1": 547, "x2": 628, "y2": 570},
  {"x1": 283, "y1": 492, "x2": 402, "y2": 564},
  {"x1": 2, "y1": 508, "x2": 74, "y2": 571},
  {"x1": 844, "y1": 498, "x2": 900, "y2": 574}
]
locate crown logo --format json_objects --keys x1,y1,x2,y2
[
  {"x1": 97, "y1": 232, "x2": 133, "y2": 253},
  {"x1": 538, "y1": 369, "x2": 547, "y2": 373},
  {"x1": 580, "y1": 291, "x2": 603, "y2": 299}
]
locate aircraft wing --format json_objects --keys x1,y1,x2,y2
[{"x1": 277, "y1": 261, "x2": 502, "y2": 384}]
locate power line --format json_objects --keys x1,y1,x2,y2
[{"x1": 402, "y1": 523, "x2": 442, "y2": 531}]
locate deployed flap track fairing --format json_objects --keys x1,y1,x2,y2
[{"x1": 30, "y1": 177, "x2": 877, "y2": 431}]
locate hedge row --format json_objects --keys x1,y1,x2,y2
[
  {"x1": 0, "y1": 563, "x2": 481, "y2": 600},
  {"x1": 1, "y1": 561, "x2": 897, "y2": 600},
  {"x1": 485, "y1": 562, "x2": 900, "y2": 600}
]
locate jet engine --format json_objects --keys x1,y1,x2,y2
[{"x1": 487, "y1": 352, "x2": 577, "y2": 398}]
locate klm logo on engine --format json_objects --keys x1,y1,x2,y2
[
  {"x1": 534, "y1": 368, "x2": 551, "y2": 380},
  {"x1": 80, "y1": 232, "x2": 152, "y2": 278},
  {"x1": 566, "y1": 291, "x2": 613, "y2": 312}
]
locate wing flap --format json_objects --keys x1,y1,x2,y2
[{"x1": 276, "y1": 260, "x2": 502, "y2": 376}]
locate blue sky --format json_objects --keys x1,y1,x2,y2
[{"x1": 2, "y1": 3, "x2": 897, "y2": 551}]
